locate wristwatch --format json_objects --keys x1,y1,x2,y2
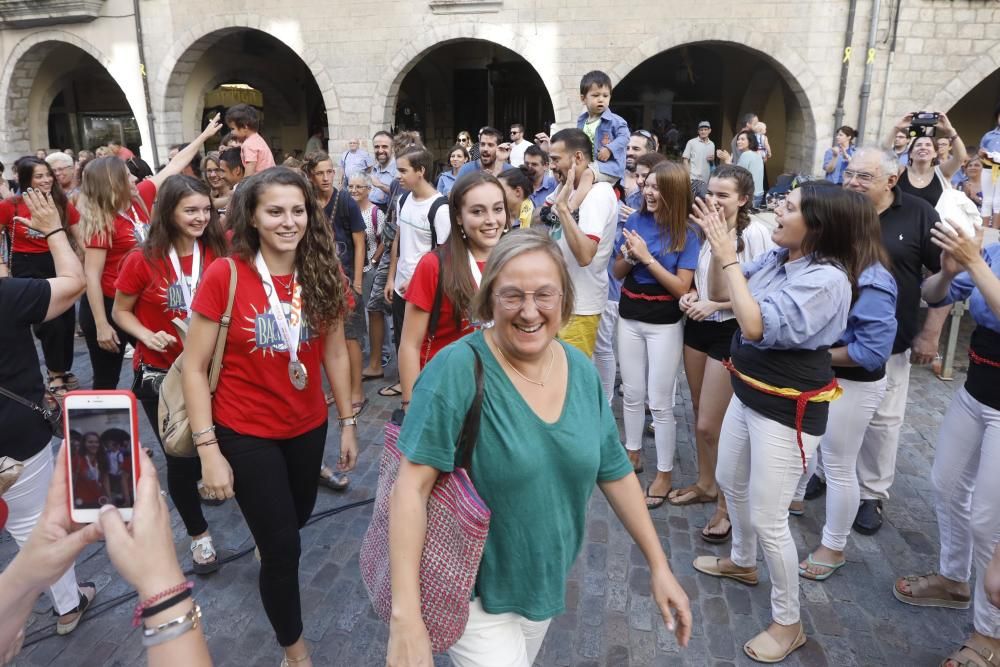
[{"x1": 338, "y1": 416, "x2": 358, "y2": 428}]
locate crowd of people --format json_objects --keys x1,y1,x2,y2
[{"x1": 2, "y1": 69, "x2": 1000, "y2": 667}]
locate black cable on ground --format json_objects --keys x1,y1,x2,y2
[{"x1": 20, "y1": 497, "x2": 375, "y2": 648}]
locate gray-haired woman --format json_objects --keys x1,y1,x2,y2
[
  {"x1": 386, "y1": 228, "x2": 691, "y2": 666},
  {"x1": 347, "y1": 170, "x2": 389, "y2": 381}
]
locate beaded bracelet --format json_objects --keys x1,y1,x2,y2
[{"x1": 133, "y1": 581, "x2": 193, "y2": 627}]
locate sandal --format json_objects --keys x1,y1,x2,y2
[
  {"x1": 319, "y1": 466, "x2": 350, "y2": 491},
  {"x1": 645, "y1": 485, "x2": 669, "y2": 510},
  {"x1": 280, "y1": 653, "x2": 311, "y2": 666},
  {"x1": 352, "y1": 398, "x2": 369, "y2": 417},
  {"x1": 702, "y1": 515, "x2": 732, "y2": 544},
  {"x1": 667, "y1": 484, "x2": 717, "y2": 506},
  {"x1": 743, "y1": 626, "x2": 806, "y2": 663},
  {"x1": 941, "y1": 636, "x2": 1000, "y2": 667},
  {"x1": 798, "y1": 553, "x2": 845, "y2": 581},
  {"x1": 788, "y1": 500, "x2": 805, "y2": 517},
  {"x1": 626, "y1": 449, "x2": 643, "y2": 474},
  {"x1": 693, "y1": 556, "x2": 759, "y2": 586},
  {"x1": 55, "y1": 582, "x2": 96, "y2": 635},
  {"x1": 894, "y1": 573, "x2": 971, "y2": 610},
  {"x1": 190, "y1": 535, "x2": 221, "y2": 575},
  {"x1": 362, "y1": 371, "x2": 384, "y2": 381},
  {"x1": 378, "y1": 383, "x2": 402, "y2": 397}
]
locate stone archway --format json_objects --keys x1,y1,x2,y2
[
  {"x1": 608, "y1": 25, "x2": 822, "y2": 171},
  {"x1": 374, "y1": 21, "x2": 569, "y2": 135},
  {"x1": 0, "y1": 31, "x2": 141, "y2": 162},
  {"x1": 153, "y1": 17, "x2": 340, "y2": 158},
  {"x1": 929, "y1": 48, "x2": 1000, "y2": 116}
]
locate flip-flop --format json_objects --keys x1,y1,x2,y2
[
  {"x1": 352, "y1": 399, "x2": 369, "y2": 417},
  {"x1": 668, "y1": 485, "x2": 717, "y2": 506},
  {"x1": 378, "y1": 384, "x2": 402, "y2": 397},
  {"x1": 701, "y1": 515, "x2": 733, "y2": 544},
  {"x1": 788, "y1": 501, "x2": 805, "y2": 517},
  {"x1": 362, "y1": 372, "x2": 385, "y2": 381},
  {"x1": 693, "y1": 556, "x2": 759, "y2": 586},
  {"x1": 798, "y1": 553, "x2": 846, "y2": 581},
  {"x1": 743, "y1": 626, "x2": 806, "y2": 663},
  {"x1": 645, "y1": 485, "x2": 669, "y2": 510}
]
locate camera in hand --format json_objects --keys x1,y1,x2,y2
[{"x1": 907, "y1": 112, "x2": 940, "y2": 139}]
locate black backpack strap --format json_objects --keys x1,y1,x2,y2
[
  {"x1": 427, "y1": 196, "x2": 447, "y2": 249},
  {"x1": 334, "y1": 188, "x2": 351, "y2": 236},
  {"x1": 427, "y1": 248, "x2": 446, "y2": 337},
  {"x1": 455, "y1": 346, "x2": 485, "y2": 471}
]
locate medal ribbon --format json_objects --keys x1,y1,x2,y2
[
  {"x1": 468, "y1": 251, "x2": 483, "y2": 289},
  {"x1": 167, "y1": 241, "x2": 201, "y2": 318},
  {"x1": 121, "y1": 205, "x2": 148, "y2": 245},
  {"x1": 254, "y1": 252, "x2": 303, "y2": 365}
]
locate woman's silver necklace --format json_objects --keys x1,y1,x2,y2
[{"x1": 490, "y1": 333, "x2": 555, "y2": 387}]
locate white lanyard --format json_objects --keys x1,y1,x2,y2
[
  {"x1": 468, "y1": 251, "x2": 483, "y2": 289},
  {"x1": 121, "y1": 205, "x2": 148, "y2": 244},
  {"x1": 167, "y1": 241, "x2": 201, "y2": 318},
  {"x1": 254, "y1": 251, "x2": 302, "y2": 364}
]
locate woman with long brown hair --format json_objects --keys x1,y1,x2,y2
[
  {"x1": 612, "y1": 162, "x2": 700, "y2": 509},
  {"x1": 0, "y1": 157, "x2": 85, "y2": 400},
  {"x1": 672, "y1": 165, "x2": 773, "y2": 545},
  {"x1": 788, "y1": 193, "x2": 897, "y2": 581},
  {"x1": 183, "y1": 167, "x2": 356, "y2": 666},
  {"x1": 77, "y1": 117, "x2": 222, "y2": 389},
  {"x1": 398, "y1": 171, "x2": 510, "y2": 407},
  {"x1": 111, "y1": 174, "x2": 228, "y2": 574}
]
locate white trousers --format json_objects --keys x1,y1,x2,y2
[
  {"x1": 794, "y1": 377, "x2": 887, "y2": 550},
  {"x1": 593, "y1": 300, "x2": 620, "y2": 406},
  {"x1": 2, "y1": 444, "x2": 81, "y2": 615},
  {"x1": 982, "y1": 169, "x2": 1000, "y2": 218},
  {"x1": 448, "y1": 599, "x2": 552, "y2": 667},
  {"x1": 717, "y1": 397, "x2": 822, "y2": 625},
  {"x1": 932, "y1": 386, "x2": 1000, "y2": 637},
  {"x1": 857, "y1": 350, "x2": 912, "y2": 501},
  {"x1": 617, "y1": 318, "x2": 683, "y2": 472}
]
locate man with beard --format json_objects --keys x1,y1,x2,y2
[
  {"x1": 369, "y1": 131, "x2": 397, "y2": 213},
  {"x1": 523, "y1": 144, "x2": 557, "y2": 208},
  {"x1": 624, "y1": 130, "x2": 656, "y2": 197},
  {"x1": 457, "y1": 127, "x2": 514, "y2": 178}
]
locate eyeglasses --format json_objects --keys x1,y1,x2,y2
[
  {"x1": 495, "y1": 287, "x2": 563, "y2": 311},
  {"x1": 842, "y1": 169, "x2": 878, "y2": 184}
]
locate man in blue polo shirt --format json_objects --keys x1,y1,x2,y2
[
  {"x1": 456, "y1": 127, "x2": 514, "y2": 178},
  {"x1": 369, "y1": 131, "x2": 396, "y2": 212},
  {"x1": 339, "y1": 138, "x2": 373, "y2": 187},
  {"x1": 522, "y1": 144, "x2": 556, "y2": 208}
]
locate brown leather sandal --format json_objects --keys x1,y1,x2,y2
[
  {"x1": 941, "y1": 636, "x2": 1000, "y2": 667},
  {"x1": 893, "y1": 573, "x2": 971, "y2": 609}
]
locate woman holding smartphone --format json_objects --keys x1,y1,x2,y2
[
  {"x1": 691, "y1": 183, "x2": 860, "y2": 662},
  {"x1": 0, "y1": 157, "x2": 85, "y2": 401},
  {"x1": 398, "y1": 172, "x2": 510, "y2": 406},
  {"x1": 0, "y1": 188, "x2": 96, "y2": 635},
  {"x1": 78, "y1": 117, "x2": 222, "y2": 389},
  {"x1": 612, "y1": 162, "x2": 700, "y2": 508},
  {"x1": 112, "y1": 174, "x2": 228, "y2": 574},
  {"x1": 183, "y1": 167, "x2": 357, "y2": 667}
]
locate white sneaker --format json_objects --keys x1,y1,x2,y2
[{"x1": 124, "y1": 344, "x2": 135, "y2": 359}]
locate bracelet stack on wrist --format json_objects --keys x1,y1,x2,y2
[
  {"x1": 133, "y1": 581, "x2": 193, "y2": 627},
  {"x1": 141, "y1": 602, "x2": 202, "y2": 647}
]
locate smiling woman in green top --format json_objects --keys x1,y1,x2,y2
[{"x1": 386, "y1": 229, "x2": 692, "y2": 666}]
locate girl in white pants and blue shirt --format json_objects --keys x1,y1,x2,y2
[
  {"x1": 895, "y1": 224, "x2": 1000, "y2": 666},
  {"x1": 691, "y1": 183, "x2": 864, "y2": 663},
  {"x1": 793, "y1": 214, "x2": 898, "y2": 581},
  {"x1": 612, "y1": 162, "x2": 700, "y2": 508}
]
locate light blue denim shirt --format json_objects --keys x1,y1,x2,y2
[
  {"x1": 932, "y1": 243, "x2": 1000, "y2": 333},
  {"x1": 837, "y1": 263, "x2": 898, "y2": 371},
  {"x1": 369, "y1": 159, "x2": 397, "y2": 205},
  {"x1": 980, "y1": 128, "x2": 1000, "y2": 156},
  {"x1": 742, "y1": 248, "x2": 851, "y2": 350},
  {"x1": 576, "y1": 108, "x2": 629, "y2": 180}
]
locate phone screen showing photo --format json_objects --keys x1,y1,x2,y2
[{"x1": 66, "y1": 406, "x2": 136, "y2": 511}]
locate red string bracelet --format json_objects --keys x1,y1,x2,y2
[{"x1": 132, "y1": 581, "x2": 193, "y2": 627}]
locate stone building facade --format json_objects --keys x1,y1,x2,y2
[{"x1": 1, "y1": 0, "x2": 998, "y2": 175}]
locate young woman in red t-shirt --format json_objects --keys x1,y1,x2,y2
[
  {"x1": 0, "y1": 157, "x2": 84, "y2": 399},
  {"x1": 398, "y1": 171, "x2": 511, "y2": 409},
  {"x1": 111, "y1": 174, "x2": 228, "y2": 574},
  {"x1": 77, "y1": 116, "x2": 222, "y2": 389},
  {"x1": 183, "y1": 167, "x2": 356, "y2": 666}
]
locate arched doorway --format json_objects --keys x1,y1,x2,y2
[
  {"x1": 946, "y1": 66, "x2": 1000, "y2": 149},
  {"x1": 159, "y1": 28, "x2": 328, "y2": 161},
  {"x1": 0, "y1": 40, "x2": 138, "y2": 160},
  {"x1": 614, "y1": 42, "x2": 815, "y2": 174},
  {"x1": 391, "y1": 40, "x2": 556, "y2": 157}
]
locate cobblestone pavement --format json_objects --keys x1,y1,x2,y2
[{"x1": 3, "y1": 316, "x2": 978, "y2": 666}]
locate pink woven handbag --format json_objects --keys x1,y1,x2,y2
[{"x1": 360, "y1": 348, "x2": 490, "y2": 653}]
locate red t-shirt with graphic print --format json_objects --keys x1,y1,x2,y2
[
  {"x1": 115, "y1": 247, "x2": 220, "y2": 370},
  {"x1": 86, "y1": 180, "x2": 157, "y2": 298},
  {"x1": 191, "y1": 256, "x2": 328, "y2": 439},
  {"x1": 0, "y1": 198, "x2": 81, "y2": 254}
]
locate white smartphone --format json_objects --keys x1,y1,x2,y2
[{"x1": 63, "y1": 390, "x2": 140, "y2": 523}]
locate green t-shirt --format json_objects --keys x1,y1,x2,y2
[
  {"x1": 583, "y1": 117, "x2": 600, "y2": 155},
  {"x1": 397, "y1": 329, "x2": 632, "y2": 621}
]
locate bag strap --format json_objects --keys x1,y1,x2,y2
[
  {"x1": 420, "y1": 249, "x2": 447, "y2": 367},
  {"x1": 454, "y1": 346, "x2": 485, "y2": 471},
  {"x1": 0, "y1": 384, "x2": 49, "y2": 417},
  {"x1": 428, "y1": 196, "x2": 447, "y2": 249},
  {"x1": 207, "y1": 258, "x2": 238, "y2": 393}
]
